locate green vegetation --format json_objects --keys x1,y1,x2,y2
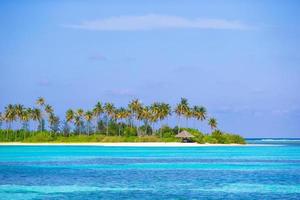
[
  {"x1": 0, "y1": 130, "x2": 180, "y2": 143},
  {"x1": 0, "y1": 97, "x2": 245, "y2": 144},
  {"x1": 0, "y1": 129, "x2": 245, "y2": 144}
]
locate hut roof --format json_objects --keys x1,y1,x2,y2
[{"x1": 175, "y1": 130, "x2": 195, "y2": 138}]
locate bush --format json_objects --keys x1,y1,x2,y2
[
  {"x1": 123, "y1": 127, "x2": 137, "y2": 137},
  {"x1": 201, "y1": 130, "x2": 246, "y2": 144},
  {"x1": 23, "y1": 132, "x2": 54, "y2": 143},
  {"x1": 139, "y1": 124, "x2": 152, "y2": 135},
  {"x1": 223, "y1": 133, "x2": 246, "y2": 144},
  {"x1": 203, "y1": 135, "x2": 218, "y2": 144},
  {"x1": 192, "y1": 135, "x2": 205, "y2": 143},
  {"x1": 211, "y1": 130, "x2": 226, "y2": 143},
  {"x1": 158, "y1": 125, "x2": 175, "y2": 137}
]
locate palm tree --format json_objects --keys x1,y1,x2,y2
[
  {"x1": 66, "y1": 109, "x2": 74, "y2": 122},
  {"x1": 21, "y1": 108, "x2": 31, "y2": 131},
  {"x1": 84, "y1": 111, "x2": 93, "y2": 135},
  {"x1": 17, "y1": 108, "x2": 30, "y2": 140},
  {"x1": 158, "y1": 103, "x2": 171, "y2": 137},
  {"x1": 4, "y1": 104, "x2": 16, "y2": 130},
  {"x1": 36, "y1": 97, "x2": 45, "y2": 107},
  {"x1": 184, "y1": 107, "x2": 192, "y2": 128},
  {"x1": 77, "y1": 109, "x2": 84, "y2": 117},
  {"x1": 13, "y1": 104, "x2": 24, "y2": 140},
  {"x1": 128, "y1": 99, "x2": 142, "y2": 128},
  {"x1": 137, "y1": 106, "x2": 147, "y2": 136},
  {"x1": 3, "y1": 105, "x2": 15, "y2": 140},
  {"x1": 104, "y1": 103, "x2": 115, "y2": 136},
  {"x1": 208, "y1": 118, "x2": 217, "y2": 132},
  {"x1": 93, "y1": 102, "x2": 103, "y2": 133},
  {"x1": 124, "y1": 109, "x2": 131, "y2": 125},
  {"x1": 149, "y1": 103, "x2": 161, "y2": 135},
  {"x1": 49, "y1": 113, "x2": 59, "y2": 133},
  {"x1": 74, "y1": 115, "x2": 83, "y2": 134},
  {"x1": 36, "y1": 97, "x2": 45, "y2": 131},
  {"x1": 139, "y1": 106, "x2": 151, "y2": 135},
  {"x1": 115, "y1": 108, "x2": 122, "y2": 136},
  {"x1": 14, "y1": 104, "x2": 24, "y2": 130},
  {"x1": 175, "y1": 98, "x2": 189, "y2": 133},
  {"x1": 45, "y1": 104, "x2": 53, "y2": 116},
  {"x1": 44, "y1": 104, "x2": 54, "y2": 132},
  {"x1": 193, "y1": 106, "x2": 207, "y2": 130},
  {"x1": 198, "y1": 106, "x2": 207, "y2": 121},
  {"x1": 66, "y1": 109, "x2": 74, "y2": 134},
  {"x1": 31, "y1": 108, "x2": 42, "y2": 131},
  {"x1": 150, "y1": 103, "x2": 170, "y2": 137},
  {"x1": 122, "y1": 108, "x2": 131, "y2": 134},
  {"x1": 76, "y1": 109, "x2": 84, "y2": 134},
  {"x1": 160, "y1": 103, "x2": 171, "y2": 124},
  {"x1": 115, "y1": 108, "x2": 129, "y2": 136}
]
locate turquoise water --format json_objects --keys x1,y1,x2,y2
[{"x1": 0, "y1": 140, "x2": 300, "y2": 199}]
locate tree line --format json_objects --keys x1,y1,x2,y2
[{"x1": 0, "y1": 97, "x2": 218, "y2": 136}]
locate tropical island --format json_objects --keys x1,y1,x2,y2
[{"x1": 0, "y1": 97, "x2": 245, "y2": 144}]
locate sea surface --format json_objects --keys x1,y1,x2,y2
[{"x1": 0, "y1": 139, "x2": 300, "y2": 199}]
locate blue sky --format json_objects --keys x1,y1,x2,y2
[{"x1": 1, "y1": 0, "x2": 299, "y2": 137}]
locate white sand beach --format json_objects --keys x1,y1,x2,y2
[{"x1": 0, "y1": 142, "x2": 264, "y2": 147}]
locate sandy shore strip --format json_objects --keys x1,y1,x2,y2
[{"x1": 0, "y1": 142, "x2": 275, "y2": 147}]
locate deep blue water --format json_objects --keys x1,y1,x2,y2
[{"x1": 0, "y1": 139, "x2": 300, "y2": 199}]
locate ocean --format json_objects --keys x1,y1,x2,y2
[{"x1": 0, "y1": 139, "x2": 299, "y2": 199}]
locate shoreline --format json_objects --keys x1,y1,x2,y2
[{"x1": 0, "y1": 142, "x2": 272, "y2": 147}]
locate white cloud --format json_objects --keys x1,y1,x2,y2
[{"x1": 64, "y1": 14, "x2": 253, "y2": 31}]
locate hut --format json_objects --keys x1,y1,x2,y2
[{"x1": 175, "y1": 130, "x2": 195, "y2": 143}]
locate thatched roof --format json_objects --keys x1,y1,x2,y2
[{"x1": 175, "y1": 130, "x2": 194, "y2": 138}]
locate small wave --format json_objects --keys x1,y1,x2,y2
[
  {"x1": 260, "y1": 139, "x2": 300, "y2": 142},
  {"x1": 190, "y1": 183, "x2": 300, "y2": 193},
  {"x1": 0, "y1": 185, "x2": 153, "y2": 194}
]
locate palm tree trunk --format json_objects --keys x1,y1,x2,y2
[
  {"x1": 79, "y1": 124, "x2": 81, "y2": 135},
  {"x1": 41, "y1": 118, "x2": 43, "y2": 132},
  {"x1": 152, "y1": 123, "x2": 155, "y2": 136},
  {"x1": 157, "y1": 120, "x2": 161, "y2": 138},
  {"x1": 6, "y1": 123, "x2": 9, "y2": 141},
  {"x1": 186, "y1": 117, "x2": 188, "y2": 128},
  {"x1": 145, "y1": 121, "x2": 148, "y2": 135},
  {"x1": 94, "y1": 118, "x2": 97, "y2": 134},
  {"x1": 14, "y1": 128, "x2": 17, "y2": 141},
  {"x1": 106, "y1": 119, "x2": 108, "y2": 136},
  {"x1": 178, "y1": 116, "x2": 181, "y2": 134},
  {"x1": 137, "y1": 120, "x2": 140, "y2": 137}
]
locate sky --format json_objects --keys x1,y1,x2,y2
[{"x1": 0, "y1": 0, "x2": 299, "y2": 137}]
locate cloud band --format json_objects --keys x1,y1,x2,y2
[{"x1": 64, "y1": 14, "x2": 252, "y2": 31}]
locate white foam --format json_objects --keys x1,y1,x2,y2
[
  {"x1": 260, "y1": 139, "x2": 300, "y2": 142},
  {"x1": 0, "y1": 185, "x2": 153, "y2": 194},
  {"x1": 191, "y1": 183, "x2": 300, "y2": 193}
]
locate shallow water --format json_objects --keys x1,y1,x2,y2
[{"x1": 0, "y1": 140, "x2": 300, "y2": 199}]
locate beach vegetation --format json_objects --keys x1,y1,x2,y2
[{"x1": 0, "y1": 97, "x2": 245, "y2": 144}]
